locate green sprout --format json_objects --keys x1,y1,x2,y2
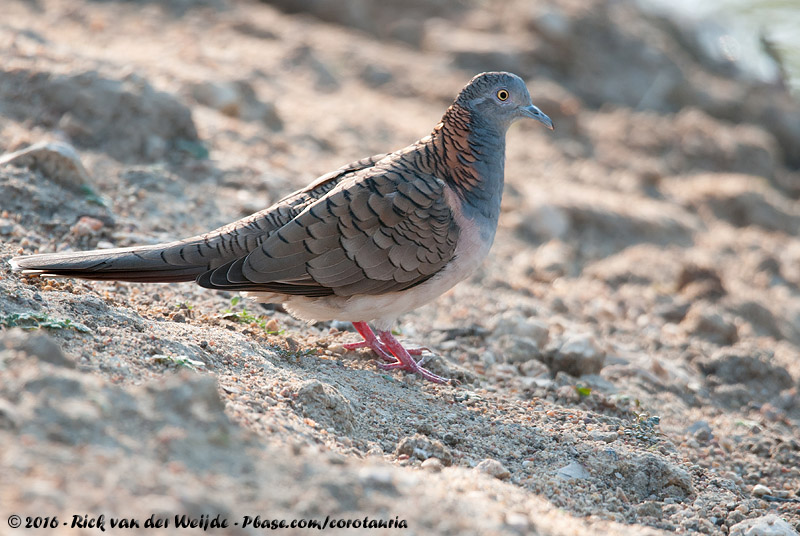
[
  {"x1": 1, "y1": 312, "x2": 91, "y2": 333},
  {"x1": 221, "y1": 297, "x2": 283, "y2": 334}
]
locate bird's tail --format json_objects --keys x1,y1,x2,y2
[{"x1": 8, "y1": 240, "x2": 211, "y2": 283}]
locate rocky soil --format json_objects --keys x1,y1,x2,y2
[{"x1": 1, "y1": 0, "x2": 799, "y2": 534}]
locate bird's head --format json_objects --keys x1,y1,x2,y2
[{"x1": 456, "y1": 72, "x2": 554, "y2": 132}]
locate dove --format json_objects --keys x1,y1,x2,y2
[{"x1": 10, "y1": 71, "x2": 553, "y2": 383}]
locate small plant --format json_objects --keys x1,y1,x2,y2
[
  {"x1": 221, "y1": 297, "x2": 283, "y2": 334},
  {"x1": 79, "y1": 184, "x2": 108, "y2": 207},
  {"x1": 575, "y1": 385, "x2": 592, "y2": 397},
  {"x1": 277, "y1": 346, "x2": 317, "y2": 361},
  {"x1": 0, "y1": 312, "x2": 91, "y2": 333},
  {"x1": 175, "y1": 138, "x2": 210, "y2": 160}
]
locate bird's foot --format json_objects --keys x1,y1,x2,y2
[
  {"x1": 343, "y1": 340, "x2": 427, "y2": 357},
  {"x1": 375, "y1": 329, "x2": 450, "y2": 384},
  {"x1": 346, "y1": 322, "x2": 450, "y2": 384}
]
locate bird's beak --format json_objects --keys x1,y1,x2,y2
[{"x1": 520, "y1": 104, "x2": 554, "y2": 130}]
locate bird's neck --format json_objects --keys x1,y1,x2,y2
[{"x1": 427, "y1": 103, "x2": 506, "y2": 221}]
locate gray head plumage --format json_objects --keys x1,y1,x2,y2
[{"x1": 454, "y1": 71, "x2": 553, "y2": 131}]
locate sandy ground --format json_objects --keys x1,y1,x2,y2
[{"x1": 1, "y1": 0, "x2": 800, "y2": 534}]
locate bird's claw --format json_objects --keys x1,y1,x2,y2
[{"x1": 347, "y1": 322, "x2": 451, "y2": 384}]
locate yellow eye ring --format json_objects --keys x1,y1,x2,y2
[{"x1": 496, "y1": 89, "x2": 509, "y2": 101}]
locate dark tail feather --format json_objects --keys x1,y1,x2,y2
[{"x1": 9, "y1": 243, "x2": 209, "y2": 283}]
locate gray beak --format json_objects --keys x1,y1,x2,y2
[{"x1": 520, "y1": 104, "x2": 554, "y2": 130}]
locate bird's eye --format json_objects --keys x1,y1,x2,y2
[{"x1": 496, "y1": 89, "x2": 509, "y2": 101}]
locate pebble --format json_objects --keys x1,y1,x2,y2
[
  {"x1": 504, "y1": 512, "x2": 531, "y2": 532},
  {"x1": 420, "y1": 458, "x2": 443, "y2": 473},
  {"x1": 2, "y1": 329, "x2": 75, "y2": 369},
  {"x1": 752, "y1": 484, "x2": 772, "y2": 497},
  {"x1": 294, "y1": 380, "x2": 355, "y2": 434},
  {"x1": 0, "y1": 141, "x2": 92, "y2": 191},
  {"x1": 549, "y1": 333, "x2": 605, "y2": 376},
  {"x1": 521, "y1": 460, "x2": 535, "y2": 471},
  {"x1": 396, "y1": 434, "x2": 453, "y2": 466},
  {"x1": 331, "y1": 321, "x2": 355, "y2": 332},
  {"x1": 497, "y1": 335, "x2": 542, "y2": 364},
  {"x1": 490, "y1": 312, "x2": 549, "y2": 347},
  {"x1": 555, "y1": 460, "x2": 591, "y2": 481},
  {"x1": 475, "y1": 458, "x2": 511, "y2": 480},
  {"x1": 728, "y1": 514, "x2": 797, "y2": 536},
  {"x1": 681, "y1": 306, "x2": 738, "y2": 346},
  {"x1": 590, "y1": 431, "x2": 619, "y2": 443},
  {"x1": 686, "y1": 420, "x2": 713, "y2": 443}
]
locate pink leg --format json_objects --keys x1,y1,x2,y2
[
  {"x1": 345, "y1": 322, "x2": 395, "y2": 362},
  {"x1": 375, "y1": 329, "x2": 450, "y2": 384},
  {"x1": 343, "y1": 322, "x2": 449, "y2": 383},
  {"x1": 344, "y1": 322, "x2": 427, "y2": 358}
]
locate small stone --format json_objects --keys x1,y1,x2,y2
[
  {"x1": 555, "y1": 460, "x2": 591, "y2": 481},
  {"x1": 521, "y1": 460, "x2": 535, "y2": 471},
  {"x1": 519, "y1": 359, "x2": 549, "y2": 377},
  {"x1": 728, "y1": 514, "x2": 797, "y2": 536},
  {"x1": 294, "y1": 380, "x2": 355, "y2": 434},
  {"x1": 533, "y1": 240, "x2": 575, "y2": 280},
  {"x1": 548, "y1": 333, "x2": 605, "y2": 376},
  {"x1": 326, "y1": 343, "x2": 345, "y2": 354},
  {"x1": 504, "y1": 512, "x2": 530, "y2": 532},
  {"x1": 1, "y1": 329, "x2": 75, "y2": 369},
  {"x1": 415, "y1": 422, "x2": 433, "y2": 435},
  {"x1": 442, "y1": 432, "x2": 458, "y2": 446},
  {"x1": 0, "y1": 141, "x2": 92, "y2": 191},
  {"x1": 752, "y1": 484, "x2": 772, "y2": 497},
  {"x1": 190, "y1": 80, "x2": 241, "y2": 116},
  {"x1": 677, "y1": 264, "x2": 725, "y2": 301},
  {"x1": 636, "y1": 501, "x2": 663, "y2": 519},
  {"x1": 70, "y1": 216, "x2": 105, "y2": 237},
  {"x1": 331, "y1": 321, "x2": 355, "y2": 332},
  {"x1": 421, "y1": 458, "x2": 443, "y2": 473},
  {"x1": 590, "y1": 431, "x2": 619, "y2": 443},
  {"x1": 497, "y1": 335, "x2": 541, "y2": 364},
  {"x1": 681, "y1": 305, "x2": 738, "y2": 346},
  {"x1": 475, "y1": 458, "x2": 511, "y2": 480},
  {"x1": 396, "y1": 434, "x2": 453, "y2": 466},
  {"x1": 686, "y1": 420, "x2": 713, "y2": 443},
  {"x1": 0, "y1": 217, "x2": 18, "y2": 235}
]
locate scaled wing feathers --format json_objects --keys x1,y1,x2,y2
[{"x1": 201, "y1": 158, "x2": 459, "y2": 297}]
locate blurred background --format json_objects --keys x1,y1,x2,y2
[{"x1": 643, "y1": 0, "x2": 800, "y2": 94}]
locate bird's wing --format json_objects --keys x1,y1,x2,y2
[
  {"x1": 10, "y1": 154, "x2": 388, "y2": 282},
  {"x1": 198, "y1": 162, "x2": 460, "y2": 297},
  {"x1": 191, "y1": 153, "x2": 391, "y2": 260}
]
